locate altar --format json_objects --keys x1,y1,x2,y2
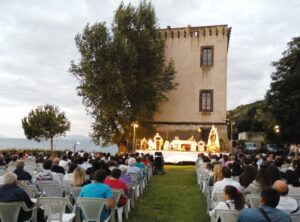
[
  {"x1": 139, "y1": 125, "x2": 221, "y2": 153},
  {"x1": 136, "y1": 150, "x2": 228, "y2": 164},
  {"x1": 136, "y1": 126, "x2": 226, "y2": 163},
  {"x1": 136, "y1": 150, "x2": 199, "y2": 163}
]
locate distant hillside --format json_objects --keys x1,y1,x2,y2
[{"x1": 64, "y1": 135, "x2": 90, "y2": 141}]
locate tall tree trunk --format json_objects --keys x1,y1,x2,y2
[
  {"x1": 118, "y1": 134, "x2": 128, "y2": 153},
  {"x1": 50, "y1": 137, "x2": 53, "y2": 154}
]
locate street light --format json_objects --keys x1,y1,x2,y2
[
  {"x1": 132, "y1": 122, "x2": 139, "y2": 152},
  {"x1": 197, "y1": 128, "x2": 202, "y2": 141},
  {"x1": 274, "y1": 125, "x2": 280, "y2": 134},
  {"x1": 73, "y1": 141, "x2": 80, "y2": 153}
]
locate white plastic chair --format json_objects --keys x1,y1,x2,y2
[
  {"x1": 19, "y1": 184, "x2": 40, "y2": 198},
  {"x1": 53, "y1": 173, "x2": 65, "y2": 184},
  {"x1": 125, "y1": 182, "x2": 135, "y2": 210},
  {"x1": 290, "y1": 195, "x2": 300, "y2": 203},
  {"x1": 24, "y1": 161, "x2": 37, "y2": 174},
  {"x1": 38, "y1": 197, "x2": 75, "y2": 222},
  {"x1": 0, "y1": 201, "x2": 37, "y2": 222},
  {"x1": 211, "y1": 192, "x2": 224, "y2": 209},
  {"x1": 41, "y1": 184, "x2": 67, "y2": 197},
  {"x1": 0, "y1": 166, "x2": 7, "y2": 176},
  {"x1": 211, "y1": 209, "x2": 239, "y2": 222},
  {"x1": 290, "y1": 212, "x2": 300, "y2": 222},
  {"x1": 128, "y1": 173, "x2": 140, "y2": 199},
  {"x1": 62, "y1": 180, "x2": 72, "y2": 187},
  {"x1": 245, "y1": 194, "x2": 260, "y2": 208},
  {"x1": 139, "y1": 177, "x2": 145, "y2": 195},
  {"x1": 201, "y1": 174, "x2": 209, "y2": 194},
  {"x1": 206, "y1": 186, "x2": 213, "y2": 211},
  {"x1": 76, "y1": 198, "x2": 110, "y2": 222},
  {"x1": 147, "y1": 166, "x2": 152, "y2": 182},
  {"x1": 111, "y1": 189, "x2": 129, "y2": 222},
  {"x1": 35, "y1": 163, "x2": 44, "y2": 172},
  {"x1": 70, "y1": 187, "x2": 82, "y2": 202},
  {"x1": 18, "y1": 180, "x2": 31, "y2": 186},
  {"x1": 37, "y1": 180, "x2": 58, "y2": 191}
]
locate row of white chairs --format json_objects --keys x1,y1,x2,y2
[
  {"x1": 0, "y1": 184, "x2": 148, "y2": 222},
  {"x1": 0, "y1": 162, "x2": 153, "y2": 222}
]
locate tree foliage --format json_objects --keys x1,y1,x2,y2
[
  {"x1": 228, "y1": 101, "x2": 265, "y2": 133},
  {"x1": 266, "y1": 37, "x2": 300, "y2": 143},
  {"x1": 227, "y1": 100, "x2": 280, "y2": 144},
  {"x1": 22, "y1": 104, "x2": 70, "y2": 153},
  {"x1": 70, "y1": 1, "x2": 177, "y2": 146}
]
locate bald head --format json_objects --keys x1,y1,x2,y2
[{"x1": 273, "y1": 180, "x2": 289, "y2": 196}]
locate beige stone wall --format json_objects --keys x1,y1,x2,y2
[
  {"x1": 154, "y1": 25, "x2": 230, "y2": 124},
  {"x1": 152, "y1": 25, "x2": 231, "y2": 151}
]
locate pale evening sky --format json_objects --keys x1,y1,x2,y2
[{"x1": 0, "y1": 0, "x2": 299, "y2": 138}]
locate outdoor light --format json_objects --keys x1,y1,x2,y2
[
  {"x1": 197, "y1": 128, "x2": 202, "y2": 141},
  {"x1": 132, "y1": 122, "x2": 139, "y2": 151},
  {"x1": 73, "y1": 141, "x2": 80, "y2": 152},
  {"x1": 274, "y1": 125, "x2": 280, "y2": 133}
]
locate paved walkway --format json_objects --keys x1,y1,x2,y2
[{"x1": 128, "y1": 165, "x2": 210, "y2": 222}]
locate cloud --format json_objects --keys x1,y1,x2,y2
[{"x1": 0, "y1": 0, "x2": 299, "y2": 137}]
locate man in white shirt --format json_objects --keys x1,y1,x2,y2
[
  {"x1": 273, "y1": 180, "x2": 299, "y2": 213},
  {"x1": 59, "y1": 155, "x2": 69, "y2": 171},
  {"x1": 79, "y1": 155, "x2": 92, "y2": 170},
  {"x1": 211, "y1": 166, "x2": 242, "y2": 199}
]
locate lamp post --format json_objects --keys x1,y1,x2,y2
[
  {"x1": 132, "y1": 122, "x2": 139, "y2": 152},
  {"x1": 197, "y1": 128, "x2": 202, "y2": 141},
  {"x1": 73, "y1": 141, "x2": 80, "y2": 153}
]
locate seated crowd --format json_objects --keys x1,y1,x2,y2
[
  {"x1": 0, "y1": 150, "x2": 155, "y2": 222},
  {"x1": 196, "y1": 152, "x2": 300, "y2": 221}
]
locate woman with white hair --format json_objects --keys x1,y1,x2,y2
[
  {"x1": 127, "y1": 157, "x2": 143, "y2": 182},
  {"x1": 119, "y1": 164, "x2": 132, "y2": 184}
]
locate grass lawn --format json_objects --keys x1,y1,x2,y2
[{"x1": 127, "y1": 165, "x2": 210, "y2": 222}]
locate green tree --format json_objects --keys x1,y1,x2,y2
[
  {"x1": 266, "y1": 37, "x2": 300, "y2": 143},
  {"x1": 227, "y1": 100, "x2": 280, "y2": 144},
  {"x1": 22, "y1": 104, "x2": 71, "y2": 153},
  {"x1": 227, "y1": 101, "x2": 265, "y2": 138},
  {"x1": 70, "y1": 1, "x2": 176, "y2": 147}
]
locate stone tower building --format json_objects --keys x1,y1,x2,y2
[{"x1": 153, "y1": 24, "x2": 231, "y2": 151}]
